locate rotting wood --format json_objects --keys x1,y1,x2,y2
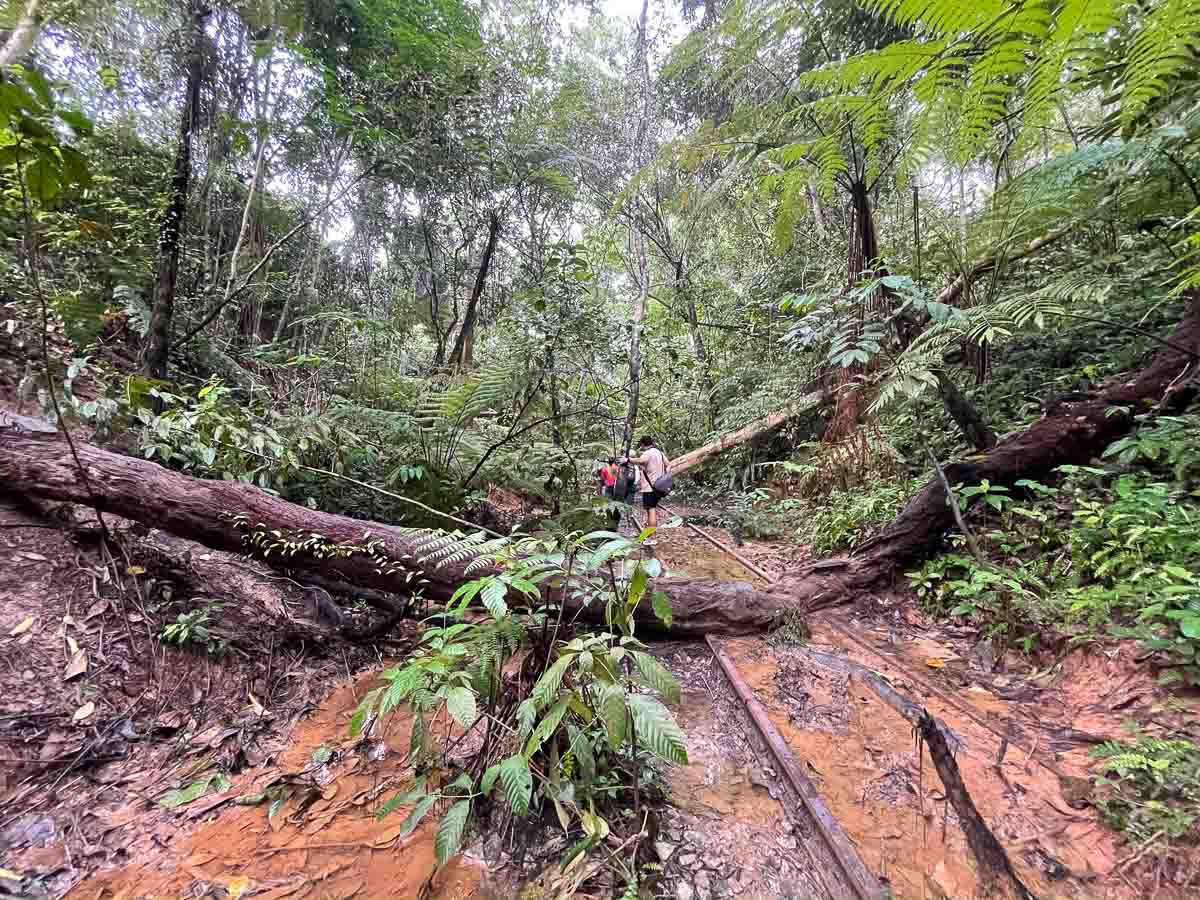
[
  {"x1": 707, "y1": 636, "x2": 886, "y2": 900},
  {"x1": 917, "y1": 710, "x2": 1039, "y2": 900}
]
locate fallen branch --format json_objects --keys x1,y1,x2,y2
[{"x1": 918, "y1": 710, "x2": 1038, "y2": 900}]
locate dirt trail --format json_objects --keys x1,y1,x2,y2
[
  {"x1": 645, "y1": 510, "x2": 1177, "y2": 900},
  {"x1": 70, "y1": 671, "x2": 482, "y2": 900},
  {"x1": 655, "y1": 645, "x2": 831, "y2": 899}
]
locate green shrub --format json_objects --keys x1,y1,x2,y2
[{"x1": 1093, "y1": 733, "x2": 1200, "y2": 844}]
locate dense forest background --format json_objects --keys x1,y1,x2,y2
[{"x1": 3, "y1": 0, "x2": 1200, "y2": 896}]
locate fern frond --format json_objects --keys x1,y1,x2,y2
[{"x1": 1120, "y1": 0, "x2": 1200, "y2": 129}]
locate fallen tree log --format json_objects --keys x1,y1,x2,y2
[
  {"x1": 2, "y1": 292, "x2": 1195, "y2": 630},
  {"x1": 12, "y1": 496, "x2": 413, "y2": 645},
  {"x1": 0, "y1": 427, "x2": 794, "y2": 636},
  {"x1": 775, "y1": 290, "x2": 1200, "y2": 603},
  {"x1": 668, "y1": 391, "x2": 827, "y2": 476}
]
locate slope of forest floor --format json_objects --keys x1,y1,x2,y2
[{"x1": 6, "y1": 488, "x2": 1196, "y2": 899}]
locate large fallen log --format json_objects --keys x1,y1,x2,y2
[
  {"x1": 0, "y1": 427, "x2": 794, "y2": 636},
  {"x1": 668, "y1": 391, "x2": 827, "y2": 476},
  {"x1": 2, "y1": 292, "x2": 1195, "y2": 631},
  {"x1": 779, "y1": 290, "x2": 1200, "y2": 603}
]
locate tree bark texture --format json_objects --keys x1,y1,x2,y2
[
  {"x1": 448, "y1": 212, "x2": 501, "y2": 371},
  {"x1": 0, "y1": 430, "x2": 795, "y2": 636},
  {"x1": 0, "y1": 0, "x2": 43, "y2": 68},
  {"x1": 825, "y1": 179, "x2": 884, "y2": 443},
  {"x1": 142, "y1": 1, "x2": 207, "y2": 380}
]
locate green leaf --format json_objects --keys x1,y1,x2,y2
[
  {"x1": 58, "y1": 108, "x2": 94, "y2": 136},
  {"x1": 349, "y1": 687, "x2": 381, "y2": 737},
  {"x1": 627, "y1": 694, "x2": 688, "y2": 765},
  {"x1": 396, "y1": 793, "x2": 437, "y2": 838},
  {"x1": 23, "y1": 155, "x2": 60, "y2": 202},
  {"x1": 631, "y1": 651, "x2": 681, "y2": 703},
  {"x1": 498, "y1": 754, "x2": 533, "y2": 815},
  {"x1": 435, "y1": 799, "x2": 471, "y2": 866},
  {"x1": 158, "y1": 773, "x2": 230, "y2": 809},
  {"x1": 627, "y1": 566, "x2": 649, "y2": 608},
  {"x1": 651, "y1": 590, "x2": 673, "y2": 628},
  {"x1": 531, "y1": 654, "x2": 573, "y2": 709},
  {"x1": 598, "y1": 684, "x2": 627, "y2": 750},
  {"x1": 480, "y1": 763, "x2": 502, "y2": 796},
  {"x1": 446, "y1": 685, "x2": 477, "y2": 729},
  {"x1": 22, "y1": 67, "x2": 53, "y2": 108},
  {"x1": 1179, "y1": 616, "x2": 1200, "y2": 640},
  {"x1": 376, "y1": 778, "x2": 428, "y2": 820},
  {"x1": 516, "y1": 698, "x2": 537, "y2": 736},
  {"x1": 480, "y1": 578, "x2": 508, "y2": 619},
  {"x1": 567, "y1": 723, "x2": 596, "y2": 784},
  {"x1": 59, "y1": 145, "x2": 91, "y2": 188},
  {"x1": 524, "y1": 697, "x2": 569, "y2": 758}
]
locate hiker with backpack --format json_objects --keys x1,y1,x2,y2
[{"x1": 621, "y1": 435, "x2": 672, "y2": 532}]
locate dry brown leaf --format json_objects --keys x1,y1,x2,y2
[
  {"x1": 63, "y1": 649, "x2": 88, "y2": 681},
  {"x1": 126, "y1": 565, "x2": 146, "y2": 576},
  {"x1": 9, "y1": 616, "x2": 34, "y2": 637},
  {"x1": 925, "y1": 658, "x2": 946, "y2": 669},
  {"x1": 73, "y1": 701, "x2": 96, "y2": 723},
  {"x1": 66, "y1": 635, "x2": 80, "y2": 656},
  {"x1": 249, "y1": 691, "x2": 266, "y2": 716}
]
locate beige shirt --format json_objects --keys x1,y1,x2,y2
[{"x1": 630, "y1": 448, "x2": 667, "y2": 492}]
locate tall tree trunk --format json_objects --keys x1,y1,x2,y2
[
  {"x1": 825, "y1": 179, "x2": 881, "y2": 443},
  {"x1": 622, "y1": 0, "x2": 652, "y2": 454},
  {"x1": 448, "y1": 212, "x2": 501, "y2": 371},
  {"x1": 225, "y1": 49, "x2": 272, "y2": 341},
  {"x1": 420, "y1": 209, "x2": 448, "y2": 369},
  {"x1": 142, "y1": 1, "x2": 206, "y2": 380},
  {"x1": 0, "y1": 0, "x2": 43, "y2": 67},
  {"x1": 677, "y1": 259, "x2": 716, "y2": 428}
]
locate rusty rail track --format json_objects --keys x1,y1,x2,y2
[
  {"x1": 706, "y1": 636, "x2": 886, "y2": 900},
  {"x1": 817, "y1": 616, "x2": 1072, "y2": 779}
]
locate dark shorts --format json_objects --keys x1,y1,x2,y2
[{"x1": 642, "y1": 490, "x2": 663, "y2": 510}]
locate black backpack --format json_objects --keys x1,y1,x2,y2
[{"x1": 614, "y1": 465, "x2": 637, "y2": 502}]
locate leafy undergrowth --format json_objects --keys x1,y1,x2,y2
[
  {"x1": 345, "y1": 517, "x2": 684, "y2": 895},
  {"x1": 1093, "y1": 731, "x2": 1200, "y2": 848}
]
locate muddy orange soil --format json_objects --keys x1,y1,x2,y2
[
  {"x1": 716, "y1": 627, "x2": 1162, "y2": 900},
  {"x1": 647, "y1": 512, "x2": 1195, "y2": 900},
  {"x1": 72, "y1": 671, "x2": 482, "y2": 900}
]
